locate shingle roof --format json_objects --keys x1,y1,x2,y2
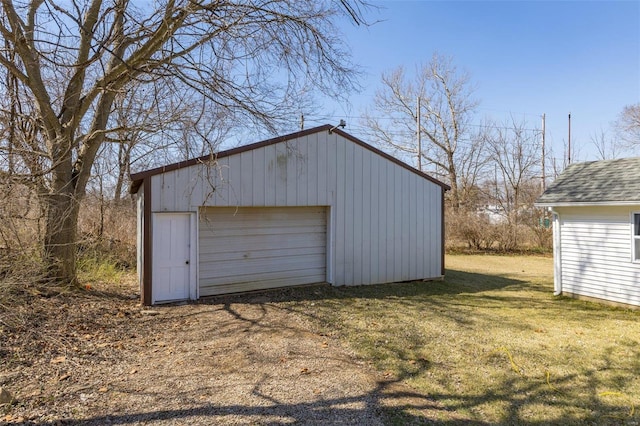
[{"x1": 536, "y1": 157, "x2": 640, "y2": 206}]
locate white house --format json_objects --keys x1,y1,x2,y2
[
  {"x1": 536, "y1": 157, "x2": 640, "y2": 308},
  {"x1": 130, "y1": 125, "x2": 449, "y2": 305}
]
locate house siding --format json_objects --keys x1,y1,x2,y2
[
  {"x1": 556, "y1": 205, "x2": 640, "y2": 306},
  {"x1": 149, "y1": 131, "x2": 443, "y2": 287}
]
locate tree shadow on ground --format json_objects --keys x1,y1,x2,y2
[
  {"x1": 197, "y1": 269, "x2": 531, "y2": 307},
  {"x1": 11, "y1": 380, "x2": 463, "y2": 425},
  {"x1": 172, "y1": 270, "x2": 638, "y2": 425},
  {"x1": 14, "y1": 269, "x2": 639, "y2": 425},
  {"x1": 24, "y1": 369, "x2": 636, "y2": 426},
  {"x1": 191, "y1": 269, "x2": 550, "y2": 331}
]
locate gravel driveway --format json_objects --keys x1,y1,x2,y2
[
  {"x1": 2, "y1": 283, "x2": 424, "y2": 425},
  {"x1": 88, "y1": 298, "x2": 386, "y2": 425}
]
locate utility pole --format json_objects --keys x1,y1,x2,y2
[
  {"x1": 416, "y1": 97, "x2": 422, "y2": 171},
  {"x1": 568, "y1": 113, "x2": 571, "y2": 165},
  {"x1": 541, "y1": 113, "x2": 546, "y2": 192}
]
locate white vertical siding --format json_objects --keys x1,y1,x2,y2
[
  {"x1": 361, "y1": 151, "x2": 372, "y2": 285},
  {"x1": 307, "y1": 134, "x2": 319, "y2": 205},
  {"x1": 369, "y1": 156, "x2": 380, "y2": 283},
  {"x1": 556, "y1": 206, "x2": 640, "y2": 306},
  {"x1": 150, "y1": 131, "x2": 444, "y2": 286},
  {"x1": 275, "y1": 143, "x2": 288, "y2": 205},
  {"x1": 263, "y1": 144, "x2": 276, "y2": 205},
  {"x1": 239, "y1": 150, "x2": 253, "y2": 205}
]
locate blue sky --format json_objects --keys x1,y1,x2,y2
[{"x1": 312, "y1": 0, "x2": 640, "y2": 162}]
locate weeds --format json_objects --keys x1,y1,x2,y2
[{"x1": 77, "y1": 254, "x2": 127, "y2": 285}]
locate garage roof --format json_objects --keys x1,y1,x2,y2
[{"x1": 129, "y1": 124, "x2": 450, "y2": 194}]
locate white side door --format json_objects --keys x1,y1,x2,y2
[{"x1": 152, "y1": 213, "x2": 193, "y2": 303}]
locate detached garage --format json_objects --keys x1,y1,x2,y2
[{"x1": 130, "y1": 125, "x2": 449, "y2": 305}]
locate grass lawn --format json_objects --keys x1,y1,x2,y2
[{"x1": 281, "y1": 254, "x2": 640, "y2": 424}]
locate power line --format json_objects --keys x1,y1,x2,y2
[
  {"x1": 304, "y1": 114, "x2": 542, "y2": 133},
  {"x1": 476, "y1": 106, "x2": 544, "y2": 118}
]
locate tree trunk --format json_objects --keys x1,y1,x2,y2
[
  {"x1": 42, "y1": 188, "x2": 80, "y2": 286},
  {"x1": 448, "y1": 176, "x2": 459, "y2": 211},
  {"x1": 447, "y1": 151, "x2": 460, "y2": 211},
  {"x1": 114, "y1": 142, "x2": 131, "y2": 204}
]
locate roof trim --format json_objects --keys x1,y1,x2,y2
[
  {"x1": 130, "y1": 124, "x2": 450, "y2": 194},
  {"x1": 535, "y1": 201, "x2": 640, "y2": 208}
]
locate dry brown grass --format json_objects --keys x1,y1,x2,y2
[{"x1": 279, "y1": 254, "x2": 640, "y2": 424}]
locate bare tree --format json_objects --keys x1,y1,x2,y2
[
  {"x1": 0, "y1": 71, "x2": 46, "y2": 262},
  {"x1": 363, "y1": 53, "x2": 481, "y2": 209},
  {"x1": 0, "y1": 0, "x2": 368, "y2": 284},
  {"x1": 590, "y1": 128, "x2": 628, "y2": 160},
  {"x1": 483, "y1": 116, "x2": 542, "y2": 249},
  {"x1": 615, "y1": 103, "x2": 640, "y2": 151},
  {"x1": 97, "y1": 79, "x2": 234, "y2": 203}
]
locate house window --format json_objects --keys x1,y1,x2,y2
[{"x1": 634, "y1": 213, "x2": 640, "y2": 262}]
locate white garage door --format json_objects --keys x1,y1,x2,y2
[{"x1": 199, "y1": 206, "x2": 327, "y2": 296}]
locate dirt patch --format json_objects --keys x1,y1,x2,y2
[{"x1": 0, "y1": 278, "x2": 442, "y2": 425}]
